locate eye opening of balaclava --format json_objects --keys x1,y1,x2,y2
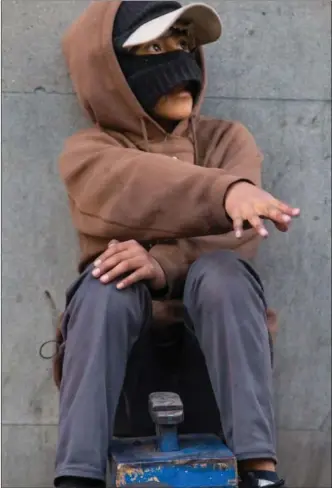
[{"x1": 113, "y1": 1, "x2": 203, "y2": 116}]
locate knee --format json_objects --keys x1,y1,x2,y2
[
  {"x1": 74, "y1": 271, "x2": 152, "y2": 330},
  {"x1": 185, "y1": 250, "x2": 257, "y2": 306},
  {"x1": 187, "y1": 250, "x2": 245, "y2": 286}
]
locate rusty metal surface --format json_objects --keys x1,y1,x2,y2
[{"x1": 111, "y1": 434, "x2": 237, "y2": 487}]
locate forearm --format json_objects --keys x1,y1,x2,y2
[{"x1": 60, "y1": 130, "x2": 246, "y2": 242}]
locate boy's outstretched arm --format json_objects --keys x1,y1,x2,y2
[{"x1": 59, "y1": 126, "x2": 250, "y2": 242}]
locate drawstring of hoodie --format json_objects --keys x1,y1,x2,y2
[
  {"x1": 140, "y1": 115, "x2": 199, "y2": 165},
  {"x1": 190, "y1": 114, "x2": 199, "y2": 165},
  {"x1": 140, "y1": 117, "x2": 150, "y2": 152}
]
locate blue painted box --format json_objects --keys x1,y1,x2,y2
[{"x1": 110, "y1": 433, "x2": 238, "y2": 487}]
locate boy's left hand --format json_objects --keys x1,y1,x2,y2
[{"x1": 92, "y1": 240, "x2": 166, "y2": 291}]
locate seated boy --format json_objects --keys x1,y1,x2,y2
[{"x1": 54, "y1": 1, "x2": 300, "y2": 487}]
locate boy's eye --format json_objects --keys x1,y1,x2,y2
[
  {"x1": 147, "y1": 43, "x2": 163, "y2": 53},
  {"x1": 179, "y1": 38, "x2": 190, "y2": 51}
]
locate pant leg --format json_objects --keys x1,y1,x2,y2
[
  {"x1": 55, "y1": 266, "x2": 152, "y2": 482},
  {"x1": 183, "y1": 250, "x2": 277, "y2": 462}
]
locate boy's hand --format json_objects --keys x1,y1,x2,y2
[
  {"x1": 92, "y1": 240, "x2": 166, "y2": 291},
  {"x1": 225, "y1": 182, "x2": 300, "y2": 239}
]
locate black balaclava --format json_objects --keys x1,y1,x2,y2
[{"x1": 113, "y1": 1, "x2": 203, "y2": 115}]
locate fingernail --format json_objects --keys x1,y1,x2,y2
[
  {"x1": 261, "y1": 229, "x2": 269, "y2": 238},
  {"x1": 117, "y1": 283, "x2": 124, "y2": 290},
  {"x1": 92, "y1": 268, "x2": 100, "y2": 277},
  {"x1": 293, "y1": 208, "x2": 300, "y2": 215},
  {"x1": 282, "y1": 215, "x2": 291, "y2": 223},
  {"x1": 235, "y1": 231, "x2": 242, "y2": 239},
  {"x1": 94, "y1": 259, "x2": 101, "y2": 267},
  {"x1": 100, "y1": 275, "x2": 109, "y2": 283}
]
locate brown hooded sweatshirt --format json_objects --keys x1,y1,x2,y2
[{"x1": 54, "y1": 0, "x2": 277, "y2": 387}]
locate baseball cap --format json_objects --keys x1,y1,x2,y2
[{"x1": 120, "y1": 2, "x2": 222, "y2": 49}]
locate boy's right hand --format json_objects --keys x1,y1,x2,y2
[
  {"x1": 224, "y1": 181, "x2": 300, "y2": 239},
  {"x1": 92, "y1": 239, "x2": 167, "y2": 291}
]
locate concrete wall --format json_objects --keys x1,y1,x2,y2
[{"x1": 2, "y1": 0, "x2": 331, "y2": 486}]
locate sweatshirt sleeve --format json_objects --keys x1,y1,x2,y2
[
  {"x1": 58, "y1": 127, "x2": 248, "y2": 241},
  {"x1": 149, "y1": 121, "x2": 263, "y2": 297}
]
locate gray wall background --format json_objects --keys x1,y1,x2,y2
[{"x1": 2, "y1": 0, "x2": 331, "y2": 487}]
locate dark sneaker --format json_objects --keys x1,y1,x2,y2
[
  {"x1": 55, "y1": 477, "x2": 105, "y2": 488},
  {"x1": 239, "y1": 471, "x2": 286, "y2": 488}
]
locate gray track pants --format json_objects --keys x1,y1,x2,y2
[{"x1": 55, "y1": 250, "x2": 277, "y2": 482}]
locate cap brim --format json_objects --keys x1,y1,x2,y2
[{"x1": 122, "y1": 3, "x2": 222, "y2": 49}]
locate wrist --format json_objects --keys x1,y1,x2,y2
[{"x1": 223, "y1": 179, "x2": 255, "y2": 217}]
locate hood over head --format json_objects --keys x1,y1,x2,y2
[{"x1": 62, "y1": 0, "x2": 208, "y2": 139}]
